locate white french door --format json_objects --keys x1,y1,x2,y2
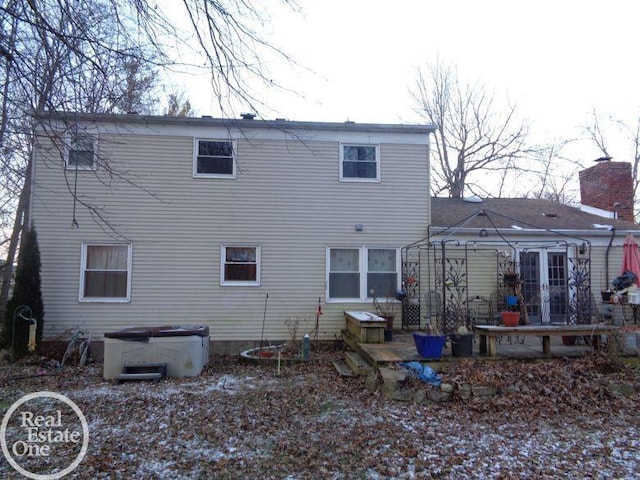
[{"x1": 519, "y1": 250, "x2": 569, "y2": 324}]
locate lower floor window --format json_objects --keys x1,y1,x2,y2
[
  {"x1": 327, "y1": 247, "x2": 399, "y2": 300},
  {"x1": 81, "y1": 243, "x2": 131, "y2": 301},
  {"x1": 222, "y1": 245, "x2": 260, "y2": 285}
]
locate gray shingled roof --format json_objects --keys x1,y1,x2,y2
[
  {"x1": 430, "y1": 197, "x2": 639, "y2": 232},
  {"x1": 35, "y1": 111, "x2": 436, "y2": 135}
]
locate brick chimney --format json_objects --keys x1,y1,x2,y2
[{"x1": 579, "y1": 160, "x2": 634, "y2": 222}]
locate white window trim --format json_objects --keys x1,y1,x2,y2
[
  {"x1": 64, "y1": 133, "x2": 98, "y2": 171},
  {"x1": 79, "y1": 242, "x2": 132, "y2": 303},
  {"x1": 193, "y1": 138, "x2": 237, "y2": 179},
  {"x1": 326, "y1": 246, "x2": 400, "y2": 302},
  {"x1": 339, "y1": 143, "x2": 380, "y2": 182},
  {"x1": 220, "y1": 245, "x2": 261, "y2": 286}
]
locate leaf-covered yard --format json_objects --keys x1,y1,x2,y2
[{"x1": 1, "y1": 351, "x2": 639, "y2": 479}]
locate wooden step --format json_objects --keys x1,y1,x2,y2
[
  {"x1": 332, "y1": 359, "x2": 357, "y2": 377},
  {"x1": 115, "y1": 363, "x2": 167, "y2": 384},
  {"x1": 344, "y1": 351, "x2": 374, "y2": 377},
  {"x1": 115, "y1": 372, "x2": 163, "y2": 383},
  {"x1": 341, "y1": 329, "x2": 359, "y2": 351}
]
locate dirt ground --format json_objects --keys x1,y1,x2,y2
[{"x1": 1, "y1": 350, "x2": 639, "y2": 479}]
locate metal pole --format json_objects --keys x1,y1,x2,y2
[{"x1": 12, "y1": 305, "x2": 33, "y2": 362}]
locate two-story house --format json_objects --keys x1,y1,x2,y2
[{"x1": 31, "y1": 112, "x2": 435, "y2": 353}]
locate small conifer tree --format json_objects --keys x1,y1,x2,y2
[{"x1": 1, "y1": 227, "x2": 44, "y2": 358}]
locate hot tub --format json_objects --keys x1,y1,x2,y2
[{"x1": 103, "y1": 325, "x2": 209, "y2": 379}]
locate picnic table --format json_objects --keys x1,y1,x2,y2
[{"x1": 473, "y1": 324, "x2": 619, "y2": 357}]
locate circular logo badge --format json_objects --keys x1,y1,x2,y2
[{"x1": 1, "y1": 391, "x2": 89, "y2": 480}]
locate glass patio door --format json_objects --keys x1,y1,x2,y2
[{"x1": 519, "y1": 250, "x2": 568, "y2": 324}]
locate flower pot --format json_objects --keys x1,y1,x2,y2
[
  {"x1": 450, "y1": 333, "x2": 474, "y2": 357},
  {"x1": 505, "y1": 295, "x2": 519, "y2": 306},
  {"x1": 412, "y1": 332, "x2": 446, "y2": 359},
  {"x1": 501, "y1": 311, "x2": 520, "y2": 327}
]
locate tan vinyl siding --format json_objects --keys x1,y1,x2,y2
[{"x1": 32, "y1": 127, "x2": 430, "y2": 343}]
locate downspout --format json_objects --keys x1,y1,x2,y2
[{"x1": 605, "y1": 227, "x2": 616, "y2": 287}]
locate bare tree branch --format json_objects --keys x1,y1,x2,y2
[
  {"x1": 412, "y1": 59, "x2": 533, "y2": 198},
  {"x1": 0, "y1": 0, "x2": 299, "y2": 320}
]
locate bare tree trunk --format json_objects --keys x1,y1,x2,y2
[
  {"x1": 411, "y1": 60, "x2": 532, "y2": 198},
  {"x1": 0, "y1": 181, "x2": 27, "y2": 320}
]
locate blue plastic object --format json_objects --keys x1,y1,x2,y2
[
  {"x1": 400, "y1": 361, "x2": 441, "y2": 386},
  {"x1": 505, "y1": 295, "x2": 518, "y2": 306}
]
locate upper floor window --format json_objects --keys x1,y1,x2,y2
[
  {"x1": 221, "y1": 245, "x2": 260, "y2": 286},
  {"x1": 80, "y1": 243, "x2": 131, "y2": 302},
  {"x1": 66, "y1": 133, "x2": 96, "y2": 170},
  {"x1": 195, "y1": 139, "x2": 235, "y2": 178},
  {"x1": 341, "y1": 144, "x2": 379, "y2": 181}
]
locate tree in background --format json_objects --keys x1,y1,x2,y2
[
  {"x1": 523, "y1": 138, "x2": 583, "y2": 205},
  {"x1": 584, "y1": 109, "x2": 640, "y2": 218},
  {"x1": 412, "y1": 60, "x2": 532, "y2": 198},
  {"x1": 0, "y1": 0, "x2": 295, "y2": 320},
  {"x1": 0, "y1": 1, "x2": 163, "y2": 319},
  {"x1": 166, "y1": 92, "x2": 196, "y2": 117},
  {"x1": 1, "y1": 226, "x2": 43, "y2": 359}
]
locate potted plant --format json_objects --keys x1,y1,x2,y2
[
  {"x1": 501, "y1": 294, "x2": 521, "y2": 327},
  {"x1": 503, "y1": 270, "x2": 519, "y2": 287},
  {"x1": 450, "y1": 324, "x2": 474, "y2": 357},
  {"x1": 444, "y1": 272, "x2": 474, "y2": 357},
  {"x1": 413, "y1": 324, "x2": 447, "y2": 359},
  {"x1": 501, "y1": 269, "x2": 524, "y2": 327}
]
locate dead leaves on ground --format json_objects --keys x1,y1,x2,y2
[{"x1": 0, "y1": 352, "x2": 638, "y2": 479}]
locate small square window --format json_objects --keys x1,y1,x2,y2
[
  {"x1": 195, "y1": 139, "x2": 235, "y2": 177},
  {"x1": 221, "y1": 245, "x2": 260, "y2": 285},
  {"x1": 66, "y1": 133, "x2": 96, "y2": 169},
  {"x1": 341, "y1": 144, "x2": 379, "y2": 181}
]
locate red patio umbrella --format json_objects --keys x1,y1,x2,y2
[{"x1": 621, "y1": 233, "x2": 640, "y2": 283}]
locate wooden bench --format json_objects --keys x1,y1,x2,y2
[{"x1": 473, "y1": 324, "x2": 619, "y2": 357}]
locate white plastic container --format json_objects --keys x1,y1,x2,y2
[
  {"x1": 627, "y1": 291, "x2": 640, "y2": 304},
  {"x1": 103, "y1": 325, "x2": 209, "y2": 379}
]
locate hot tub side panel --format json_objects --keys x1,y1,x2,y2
[{"x1": 103, "y1": 335, "x2": 209, "y2": 379}]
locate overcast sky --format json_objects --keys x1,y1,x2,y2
[{"x1": 188, "y1": 0, "x2": 640, "y2": 177}]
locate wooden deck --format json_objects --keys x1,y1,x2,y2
[{"x1": 356, "y1": 327, "x2": 638, "y2": 367}]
